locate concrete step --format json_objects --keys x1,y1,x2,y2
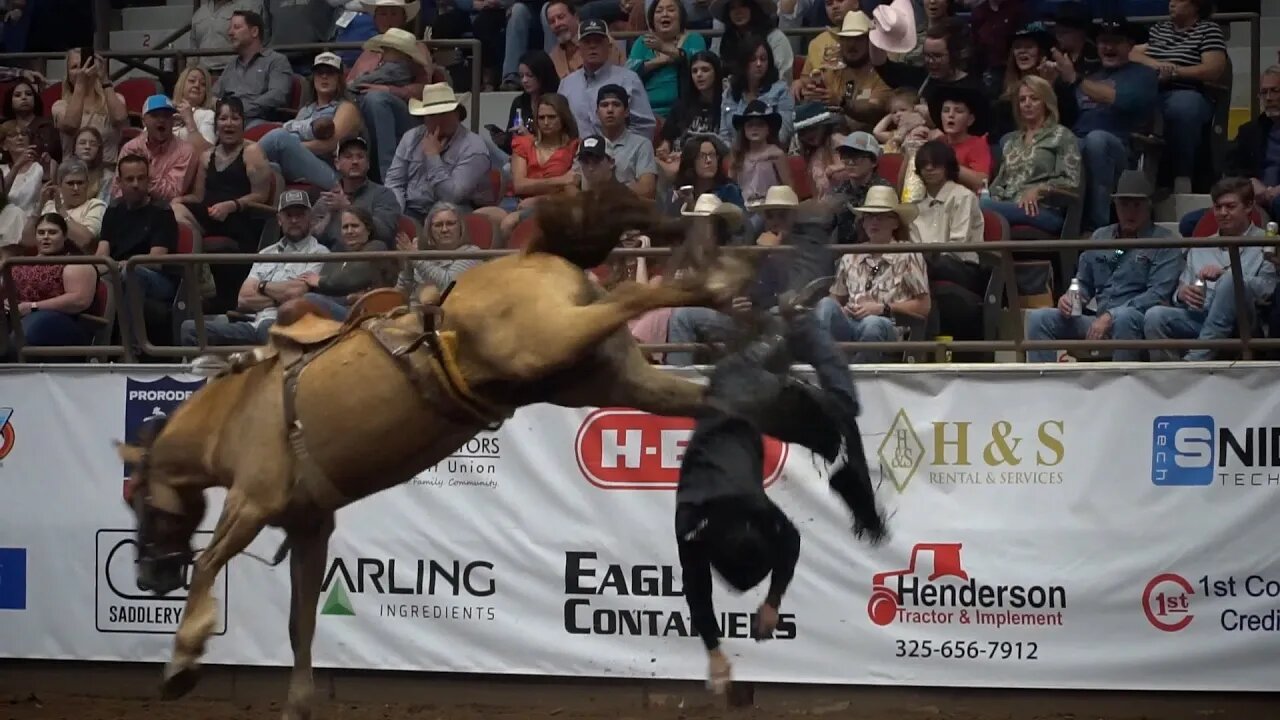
[
  {"x1": 121, "y1": 5, "x2": 194, "y2": 32},
  {"x1": 109, "y1": 29, "x2": 192, "y2": 52},
  {"x1": 477, "y1": 90, "x2": 517, "y2": 134},
  {"x1": 1154, "y1": 194, "x2": 1211, "y2": 225}
]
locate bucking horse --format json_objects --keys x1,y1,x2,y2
[{"x1": 116, "y1": 184, "x2": 760, "y2": 719}]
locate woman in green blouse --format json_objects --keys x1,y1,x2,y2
[
  {"x1": 981, "y1": 75, "x2": 1083, "y2": 235},
  {"x1": 627, "y1": 0, "x2": 708, "y2": 119}
]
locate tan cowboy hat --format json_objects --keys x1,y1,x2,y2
[
  {"x1": 852, "y1": 185, "x2": 918, "y2": 225},
  {"x1": 681, "y1": 193, "x2": 745, "y2": 229},
  {"x1": 747, "y1": 185, "x2": 799, "y2": 211},
  {"x1": 409, "y1": 82, "x2": 461, "y2": 116},
  {"x1": 835, "y1": 10, "x2": 872, "y2": 37},
  {"x1": 362, "y1": 27, "x2": 429, "y2": 67},
  {"x1": 870, "y1": 0, "x2": 917, "y2": 54},
  {"x1": 361, "y1": 0, "x2": 420, "y2": 21}
]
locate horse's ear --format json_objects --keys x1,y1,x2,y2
[{"x1": 116, "y1": 441, "x2": 145, "y2": 466}]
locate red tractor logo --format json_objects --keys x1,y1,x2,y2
[{"x1": 867, "y1": 542, "x2": 970, "y2": 626}]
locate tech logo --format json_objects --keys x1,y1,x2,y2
[
  {"x1": 0, "y1": 407, "x2": 15, "y2": 461},
  {"x1": 94, "y1": 529, "x2": 228, "y2": 635},
  {"x1": 1142, "y1": 573, "x2": 1195, "y2": 632},
  {"x1": 575, "y1": 408, "x2": 788, "y2": 490}
]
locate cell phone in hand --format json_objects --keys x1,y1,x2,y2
[{"x1": 485, "y1": 124, "x2": 504, "y2": 136}]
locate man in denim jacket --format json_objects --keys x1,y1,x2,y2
[{"x1": 1025, "y1": 170, "x2": 1182, "y2": 362}]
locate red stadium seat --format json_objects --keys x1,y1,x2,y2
[
  {"x1": 115, "y1": 77, "x2": 161, "y2": 117},
  {"x1": 488, "y1": 169, "x2": 505, "y2": 200},
  {"x1": 464, "y1": 213, "x2": 495, "y2": 249},
  {"x1": 508, "y1": 216, "x2": 539, "y2": 249},
  {"x1": 789, "y1": 155, "x2": 812, "y2": 200},
  {"x1": 244, "y1": 122, "x2": 283, "y2": 142},
  {"x1": 792, "y1": 56, "x2": 806, "y2": 81},
  {"x1": 176, "y1": 223, "x2": 195, "y2": 254},
  {"x1": 40, "y1": 83, "x2": 62, "y2": 109},
  {"x1": 1192, "y1": 207, "x2": 1263, "y2": 237},
  {"x1": 878, "y1": 152, "x2": 906, "y2": 192},
  {"x1": 397, "y1": 215, "x2": 419, "y2": 243}
]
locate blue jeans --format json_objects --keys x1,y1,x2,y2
[
  {"x1": 357, "y1": 90, "x2": 414, "y2": 182},
  {"x1": 20, "y1": 310, "x2": 91, "y2": 347},
  {"x1": 131, "y1": 266, "x2": 177, "y2": 302},
  {"x1": 503, "y1": 2, "x2": 558, "y2": 79},
  {"x1": 1143, "y1": 269, "x2": 1251, "y2": 361},
  {"x1": 1078, "y1": 130, "x2": 1126, "y2": 231},
  {"x1": 980, "y1": 198, "x2": 1065, "y2": 235},
  {"x1": 258, "y1": 129, "x2": 339, "y2": 188},
  {"x1": 1024, "y1": 306, "x2": 1145, "y2": 362},
  {"x1": 814, "y1": 296, "x2": 897, "y2": 364},
  {"x1": 303, "y1": 292, "x2": 351, "y2": 321},
  {"x1": 180, "y1": 317, "x2": 275, "y2": 347},
  {"x1": 1160, "y1": 89, "x2": 1213, "y2": 179},
  {"x1": 664, "y1": 306, "x2": 736, "y2": 366}
]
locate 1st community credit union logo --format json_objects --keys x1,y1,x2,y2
[
  {"x1": 1142, "y1": 573, "x2": 1195, "y2": 632},
  {"x1": 876, "y1": 409, "x2": 1066, "y2": 492},
  {"x1": 0, "y1": 407, "x2": 16, "y2": 461}
]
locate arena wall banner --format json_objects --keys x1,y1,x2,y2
[{"x1": 2, "y1": 364, "x2": 1280, "y2": 691}]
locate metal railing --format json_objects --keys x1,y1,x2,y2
[
  {"x1": 1, "y1": 233, "x2": 1270, "y2": 365},
  {"x1": 0, "y1": 255, "x2": 134, "y2": 363}
]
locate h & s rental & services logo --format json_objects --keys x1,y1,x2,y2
[
  {"x1": 95, "y1": 529, "x2": 228, "y2": 634},
  {"x1": 562, "y1": 550, "x2": 797, "y2": 641},
  {"x1": 1143, "y1": 571, "x2": 1280, "y2": 633},
  {"x1": 575, "y1": 409, "x2": 787, "y2": 490},
  {"x1": 410, "y1": 433, "x2": 501, "y2": 490},
  {"x1": 319, "y1": 556, "x2": 497, "y2": 621},
  {"x1": 0, "y1": 407, "x2": 17, "y2": 462},
  {"x1": 877, "y1": 409, "x2": 1066, "y2": 493},
  {"x1": 0, "y1": 547, "x2": 27, "y2": 610},
  {"x1": 124, "y1": 377, "x2": 205, "y2": 478},
  {"x1": 1151, "y1": 415, "x2": 1280, "y2": 487}
]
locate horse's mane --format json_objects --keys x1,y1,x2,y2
[{"x1": 525, "y1": 181, "x2": 685, "y2": 269}]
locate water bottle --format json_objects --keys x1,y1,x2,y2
[
  {"x1": 512, "y1": 108, "x2": 524, "y2": 132},
  {"x1": 979, "y1": 182, "x2": 991, "y2": 202},
  {"x1": 1067, "y1": 278, "x2": 1083, "y2": 317},
  {"x1": 1267, "y1": 221, "x2": 1278, "y2": 237}
]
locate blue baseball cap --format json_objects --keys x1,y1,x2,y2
[{"x1": 142, "y1": 94, "x2": 177, "y2": 115}]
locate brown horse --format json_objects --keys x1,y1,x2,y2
[{"x1": 116, "y1": 185, "x2": 752, "y2": 720}]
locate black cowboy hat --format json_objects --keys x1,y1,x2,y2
[
  {"x1": 732, "y1": 99, "x2": 783, "y2": 135},
  {"x1": 928, "y1": 82, "x2": 989, "y2": 138},
  {"x1": 1011, "y1": 21, "x2": 1054, "y2": 54},
  {"x1": 1052, "y1": 1, "x2": 1092, "y2": 31},
  {"x1": 1096, "y1": 15, "x2": 1146, "y2": 44}
]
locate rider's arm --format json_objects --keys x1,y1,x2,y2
[
  {"x1": 677, "y1": 533, "x2": 722, "y2": 651},
  {"x1": 761, "y1": 501, "x2": 801, "y2": 610}
]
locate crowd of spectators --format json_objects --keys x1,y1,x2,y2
[{"x1": 0, "y1": 0, "x2": 1276, "y2": 364}]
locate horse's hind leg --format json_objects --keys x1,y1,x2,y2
[
  {"x1": 283, "y1": 516, "x2": 335, "y2": 720},
  {"x1": 161, "y1": 488, "x2": 268, "y2": 700},
  {"x1": 550, "y1": 334, "x2": 707, "y2": 417}
]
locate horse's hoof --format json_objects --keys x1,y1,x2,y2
[{"x1": 160, "y1": 662, "x2": 201, "y2": 701}]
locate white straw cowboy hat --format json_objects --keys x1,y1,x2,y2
[
  {"x1": 361, "y1": 0, "x2": 420, "y2": 21},
  {"x1": 682, "y1": 193, "x2": 745, "y2": 229},
  {"x1": 870, "y1": 0, "x2": 917, "y2": 54},
  {"x1": 852, "y1": 185, "x2": 918, "y2": 225},
  {"x1": 409, "y1": 82, "x2": 461, "y2": 116},
  {"x1": 835, "y1": 10, "x2": 873, "y2": 37},
  {"x1": 362, "y1": 27, "x2": 429, "y2": 67},
  {"x1": 747, "y1": 185, "x2": 799, "y2": 211}
]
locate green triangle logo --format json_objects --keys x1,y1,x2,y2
[{"x1": 321, "y1": 583, "x2": 355, "y2": 616}]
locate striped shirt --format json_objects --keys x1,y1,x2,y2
[{"x1": 1143, "y1": 20, "x2": 1227, "y2": 68}]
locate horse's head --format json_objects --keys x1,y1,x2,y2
[{"x1": 118, "y1": 417, "x2": 204, "y2": 596}]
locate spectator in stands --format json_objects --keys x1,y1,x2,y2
[
  {"x1": 713, "y1": 0, "x2": 793, "y2": 82},
  {"x1": 574, "y1": 135, "x2": 622, "y2": 191},
  {"x1": 982, "y1": 75, "x2": 1081, "y2": 234},
  {"x1": 115, "y1": 96, "x2": 196, "y2": 203},
  {"x1": 258, "y1": 53, "x2": 362, "y2": 188},
  {"x1": 173, "y1": 97, "x2": 273, "y2": 254},
  {"x1": 560, "y1": 20, "x2": 656, "y2": 138},
  {"x1": 989, "y1": 22, "x2": 1077, "y2": 155},
  {"x1": 1145, "y1": 178, "x2": 1274, "y2": 362},
  {"x1": 1050, "y1": 1, "x2": 1100, "y2": 77},
  {"x1": 1054, "y1": 17, "x2": 1157, "y2": 232},
  {"x1": 731, "y1": 100, "x2": 792, "y2": 207},
  {"x1": 490, "y1": 51, "x2": 560, "y2": 156},
  {"x1": 719, "y1": 36, "x2": 794, "y2": 148},
  {"x1": 816, "y1": 185, "x2": 930, "y2": 363},
  {"x1": 872, "y1": 17, "x2": 982, "y2": 104},
  {"x1": 100, "y1": 154, "x2": 179, "y2": 302},
  {"x1": 797, "y1": 11, "x2": 891, "y2": 134},
  {"x1": 968, "y1": 0, "x2": 1024, "y2": 95},
  {"x1": 574, "y1": 86, "x2": 658, "y2": 200},
  {"x1": 1210, "y1": 65, "x2": 1280, "y2": 231},
  {"x1": 311, "y1": 136, "x2": 400, "y2": 248},
  {"x1": 30, "y1": 159, "x2": 105, "y2": 254},
  {"x1": 901, "y1": 0, "x2": 953, "y2": 67},
  {"x1": 351, "y1": 28, "x2": 424, "y2": 90},
  {"x1": 264, "y1": 0, "x2": 342, "y2": 72},
  {"x1": 1129, "y1": 0, "x2": 1228, "y2": 193},
  {"x1": 548, "y1": 2, "x2": 626, "y2": 79},
  {"x1": 0, "y1": 189, "x2": 22, "y2": 258},
  {"x1": 786, "y1": 0, "x2": 859, "y2": 76},
  {"x1": 386, "y1": 83, "x2": 494, "y2": 221},
  {"x1": 790, "y1": 101, "x2": 844, "y2": 199},
  {"x1": 213, "y1": 10, "x2": 294, "y2": 128},
  {"x1": 663, "y1": 134, "x2": 743, "y2": 215},
  {"x1": 927, "y1": 83, "x2": 990, "y2": 193},
  {"x1": 627, "y1": 0, "x2": 708, "y2": 119},
  {"x1": 174, "y1": 66, "x2": 217, "y2": 155},
  {"x1": 180, "y1": 190, "x2": 329, "y2": 347},
  {"x1": 748, "y1": 184, "x2": 799, "y2": 246},
  {"x1": 1024, "y1": 170, "x2": 1179, "y2": 363},
  {"x1": 503, "y1": 2, "x2": 562, "y2": 91},
  {"x1": 299, "y1": 206, "x2": 395, "y2": 319},
  {"x1": 396, "y1": 200, "x2": 481, "y2": 298},
  {"x1": 494, "y1": 93, "x2": 580, "y2": 237},
  {"x1": 831, "y1": 131, "x2": 893, "y2": 240},
  {"x1": 656, "y1": 51, "x2": 724, "y2": 176},
  {"x1": 348, "y1": 0, "x2": 435, "y2": 182},
  {"x1": 192, "y1": 0, "x2": 265, "y2": 73},
  {"x1": 2, "y1": 80, "x2": 60, "y2": 163},
  {"x1": 74, "y1": 129, "x2": 113, "y2": 204},
  {"x1": 0, "y1": 124, "x2": 42, "y2": 219},
  {"x1": 3, "y1": 213, "x2": 96, "y2": 353},
  {"x1": 52, "y1": 50, "x2": 128, "y2": 165}
]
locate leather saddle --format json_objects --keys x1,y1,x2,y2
[{"x1": 269, "y1": 288, "x2": 409, "y2": 349}]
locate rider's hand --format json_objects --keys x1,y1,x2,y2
[{"x1": 707, "y1": 648, "x2": 732, "y2": 694}]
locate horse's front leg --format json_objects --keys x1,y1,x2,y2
[
  {"x1": 283, "y1": 517, "x2": 336, "y2": 720},
  {"x1": 162, "y1": 489, "x2": 267, "y2": 700}
]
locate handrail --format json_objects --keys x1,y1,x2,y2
[
  {"x1": 96, "y1": 231, "x2": 1280, "y2": 364},
  {"x1": 108, "y1": 22, "x2": 194, "y2": 84},
  {"x1": 0, "y1": 255, "x2": 134, "y2": 363}
]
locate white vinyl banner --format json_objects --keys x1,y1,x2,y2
[{"x1": 1, "y1": 364, "x2": 1280, "y2": 691}]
